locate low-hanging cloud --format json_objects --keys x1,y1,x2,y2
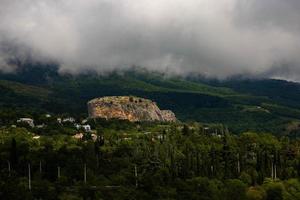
[{"x1": 0, "y1": 0, "x2": 300, "y2": 80}]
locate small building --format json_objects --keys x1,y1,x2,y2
[
  {"x1": 17, "y1": 118, "x2": 34, "y2": 127},
  {"x1": 63, "y1": 117, "x2": 76, "y2": 123},
  {"x1": 73, "y1": 133, "x2": 84, "y2": 140},
  {"x1": 82, "y1": 125, "x2": 91, "y2": 132},
  {"x1": 74, "y1": 124, "x2": 91, "y2": 132},
  {"x1": 91, "y1": 133, "x2": 98, "y2": 141},
  {"x1": 81, "y1": 119, "x2": 88, "y2": 124},
  {"x1": 57, "y1": 118, "x2": 62, "y2": 124},
  {"x1": 45, "y1": 114, "x2": 51, "y2": 118},
  {"x1": 73, "y1": 133, "x2": 98, "y2": 141},
  {"x1": 36, "y1": 124, "x2": 45, "y2": 129}
]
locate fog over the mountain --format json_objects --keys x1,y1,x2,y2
[{"x1": 0, "y1": 0, "x2": 300, "y2": 80}]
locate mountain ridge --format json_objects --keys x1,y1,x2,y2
[{"x1": 0, "y1": 65, "x2": 300, "y2": 135}]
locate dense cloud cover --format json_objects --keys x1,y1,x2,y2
[{"x1": 0, "y1": 0, "x2": 300, "y2": 80}]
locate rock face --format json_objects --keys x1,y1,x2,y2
[{"x1": 88, "y1": 96, "x2": 177, "y2": 122}]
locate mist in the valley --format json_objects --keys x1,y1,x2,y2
[{"x1": 0, "y1": 0, "x2": 300, "y2": 80}]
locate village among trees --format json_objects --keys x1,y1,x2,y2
[{"x1": 0, "y1": 114, "x2": 300, "y2": 200}]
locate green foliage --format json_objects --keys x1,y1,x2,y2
[
  {"x1": 263, "y1": 179, "x2": 285, "y2": 200},
  {"x1": 1, "y1": 66, "x2": 300, "y2": 134},
  {"x1": 246, "y1": 186, "x2": 267, "y2": 200},
  {"x1": 0, "y1": 121, "x2": 299, "y2": 199},
  {"x1": 224, "y1": 179, "x2": 247, "y2": 200}
]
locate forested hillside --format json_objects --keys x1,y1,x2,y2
[{"x1": 1, "y1": 65, "x2": 300, "y2": 135}]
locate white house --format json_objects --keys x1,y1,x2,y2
[
  {"x1": 17, "y1": 118, "x2": 34, "y2": 127},
  {"x1": 57, "y1": 118, "x2": 62, "y2": 124},
  {"x1": 82, "y1": 125, "x2": 91, "y2": 132},
  {"x1": 62, "y1": 117, "x2": 76, "y2": 123}
]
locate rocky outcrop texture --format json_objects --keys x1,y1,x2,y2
[{"x1": 88, "y1": 96, "x2": 177, "y2": 122}]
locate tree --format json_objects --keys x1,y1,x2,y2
[
  {"x1": 224, "y1": 179, "x2": 247, "y2": 200},
  {"x1": 246, "y1": 186, "x2": 266, "y2": 200},
  {"x1": 263, "y1": 179, "x2": 285, "y2": 200},
  {"x1": 10, "y1": 138, "x2": 18, "y2": 170}
]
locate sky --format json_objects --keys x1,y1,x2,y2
[{"x1": 0, "y1": 0, "x2": 300, "y2": 80}]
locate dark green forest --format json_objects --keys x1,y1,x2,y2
[{"x1": 1, "y1": 120, "x2": 300, "y2": 200}]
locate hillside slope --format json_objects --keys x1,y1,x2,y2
[{"x1": 0, "y1": 65, "x2": 300, "y2": 135}]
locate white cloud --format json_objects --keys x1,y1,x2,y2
[{"x1": 0, "y1": 0, "x2": 300, "y2": 80}]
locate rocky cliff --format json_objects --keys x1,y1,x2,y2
[{"x1": 88, "y1": 96, "x2": 177, "y2": 122}]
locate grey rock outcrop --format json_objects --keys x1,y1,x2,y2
[{"x1": 88, "y1": 96, "x2": 177, "y2": 122}]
